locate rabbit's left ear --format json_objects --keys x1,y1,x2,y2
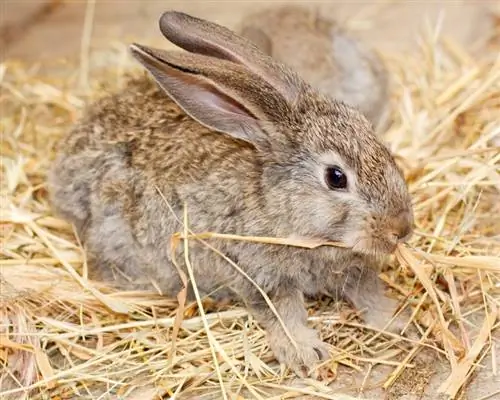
[
  {"x1": 130, "y1": 43, "x2": 293, "y2": 152},
  {"x1": 158, "y1": 11, "x2": 301, "y2": 104}
]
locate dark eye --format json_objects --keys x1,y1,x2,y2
[{"x1": 325, "y1": 166, "x2": 348, "y2": 190}]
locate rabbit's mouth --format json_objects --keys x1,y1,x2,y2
[
  {"x1": 349, "y1": 236, "x2": 399, "y2": 256},
  {"x1": 348, "y1": 211, "x2": 414, "y2": 255}
]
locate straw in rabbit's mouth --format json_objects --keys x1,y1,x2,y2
[
  {"x1": 174, "y1": 231, "x2": 395, "y2": 275},
  {"x1": 173, "y1": 231, "x2": 402, "y2": 256},
  {"x1": 173, "y1": 231, "x2": 349, "y2": 249},
  {"x1": 351, "y1": 236, "x2": 400, "y2": 256}
]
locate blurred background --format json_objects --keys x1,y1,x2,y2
[{"x1": 2, "y1": 0, "x2": 499, "y2": 62}]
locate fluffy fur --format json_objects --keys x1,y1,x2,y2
[{"x1": 49, "y1": 11, "x2": 414, "y2": 376}]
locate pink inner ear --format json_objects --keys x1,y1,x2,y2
[
  {"x1": 163, "y1": 64, "x2": 258, "y2": 123},
  {"x1": 153, "y1": 65, "x2": 264, "y2": 144},
  {"x1": 131, "y1": 43, "x2": 267, "y2": 144},
  {"x1": 193, "y1": 80, "x2": 255, "y2": 119}
]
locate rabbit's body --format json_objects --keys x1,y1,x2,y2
[
  {"x1": 240, "y1": 6, "x2": 390, "y2": 132},
  {"x1": 50, "y1": 11, "x2": 414, "y2": 375},
  {"x1": 52, "y1": 75, "x2": 383, "y2": 298}
]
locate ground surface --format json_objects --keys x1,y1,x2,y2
[{"x1": 2, "y1": 1, "x2": 499, "y2": 399}]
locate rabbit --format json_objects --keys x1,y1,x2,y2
[
  {"x1": 48, "y1": 10, "x2": 414, "y2": 376},
  {"x1": 239, "y1": 5, "x2": 391, "y2": 133}
]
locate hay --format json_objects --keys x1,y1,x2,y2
[{"x1": 1, "y1": 19, "x2": 500, "y2": 400}]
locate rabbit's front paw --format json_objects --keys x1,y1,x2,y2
[{"x1": 268, "y1": 327, "x2": 330, "y2": 377}]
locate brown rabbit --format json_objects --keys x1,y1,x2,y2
[
  {"x1": 239, "y1": 5, "x2": 390, "y2": 133},
  {"x1": 49, "y1": 11, "x2": 414, "y2": 376}
]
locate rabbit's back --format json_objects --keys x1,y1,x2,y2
[
  {"x1": 57, "y1": 74, "x2": 261, "y2": 192},
  {"x1": 49, "y1": 74, "x2": 265, "y2": 290},
  {"x1": 50, "y1": 75, "x2": 259, "y2": 240},
  {"x1": 63, "y1": 76, "x2": 254, "y2": 170}
]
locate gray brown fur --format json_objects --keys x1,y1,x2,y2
[
  {"x1": 49, "y1": 11, "x2": 414, "y2": 376},
  {"x1": 239, "y1": 5, "x2": 391, "y2": 132}
]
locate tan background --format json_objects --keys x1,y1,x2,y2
[{"x1": 1, "y1": 0, "x2": 498, "y2": 62}]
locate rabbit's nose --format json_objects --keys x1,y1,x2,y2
[{"x1": 389, "y1": 211, "x2": 413, "y2": 243}]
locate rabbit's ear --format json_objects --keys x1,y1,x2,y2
[
  {"x1": 240, "y1": 26, "x2": 273, "y2": 56},
  {"x1": 130, "y1": 43, "x2": 292, "y2": 150},
  {"x1": 158, "y1": 11, "x2": 299, "y2": 103}
]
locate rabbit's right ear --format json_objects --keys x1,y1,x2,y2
[
  {"x1": 158, "y1": 11, "x2": 300, "y2": 104},
  {"x1": 130, "y1": 43, "x2": 293, "y2": 151}
]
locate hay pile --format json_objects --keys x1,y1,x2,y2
[{"x1": 1, "y1": 21, "x2": 499, "y2": 400}]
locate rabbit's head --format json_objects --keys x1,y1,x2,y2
[
  {"x1": 131, "y1": 11, "x2": 413, "y2": 256},
  {"x1": 264, "y1": 100, "x2": 414, "y2": 256}
]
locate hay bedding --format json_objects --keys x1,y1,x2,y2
[{"x1": 1, "y1": 21, "x2": 500, "y2": 400}]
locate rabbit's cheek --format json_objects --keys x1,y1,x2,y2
[{"x1": 332, "y1": 210, "x2": 364, "y2": 242}]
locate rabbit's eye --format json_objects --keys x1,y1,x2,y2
[{"x1": 325, "y1": 166, "x2": 347, "y2": 190}]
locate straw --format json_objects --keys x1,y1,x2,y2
[{"x1": 1, "y1": 14, "x2": 499, "y2": 400}]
